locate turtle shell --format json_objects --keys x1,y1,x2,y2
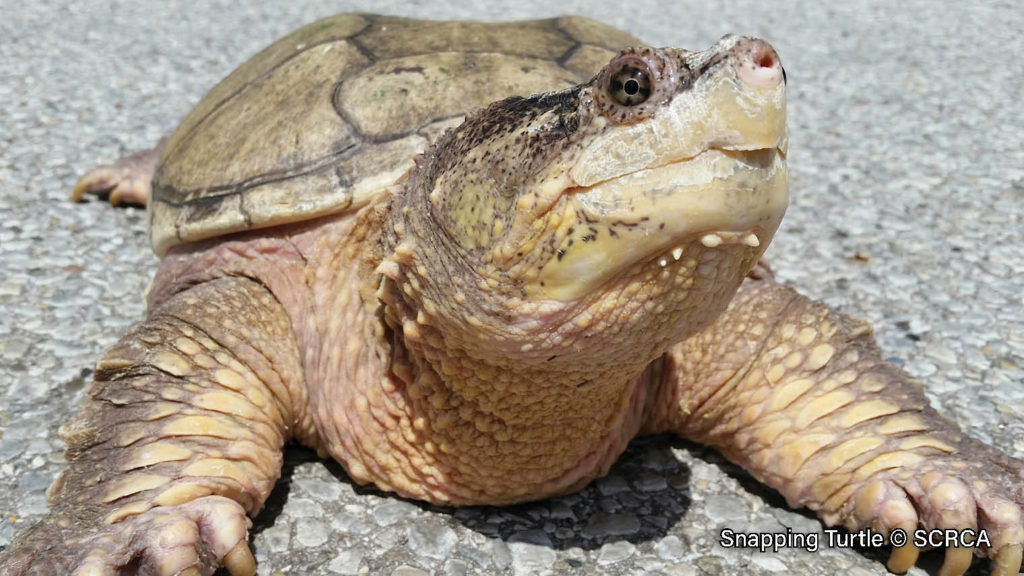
[{"x1": 149, "y1": 13, "x2": 640, "y2": 255}]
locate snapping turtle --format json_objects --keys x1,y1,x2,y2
[{"x1": 2, "y1": 12, "x2": 1022, "y2": 576}]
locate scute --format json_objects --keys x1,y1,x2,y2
[
  {"x1": 336, "y1": 53, "x2": 581, "y2": 139},
  {"x1": 556, "y1": 16, "x2": 643, "y2": 51},
  {"x1": 162, "y1": 13, "x2": 370, "y2": 156},
  {"x1": 356, "y1": 16, "x2": 575, "y2": 60},
  {"x1": 149, "y1": 13, "x2": 640, "y2": 256},
  {"x1": 159, "y1": 42, "x2": 366, "y2": 195}
]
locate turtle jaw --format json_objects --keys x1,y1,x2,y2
[{"x1": 527, "y1": 144, "x2": 788, "y2": 301}]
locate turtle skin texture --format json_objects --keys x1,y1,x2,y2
[{"x1": 4, "y1": 13, "x2": 1024, "y2": 576}]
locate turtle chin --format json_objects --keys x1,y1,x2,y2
[
  {"x1": 501, "y1": 219, "x2": 774, "y2": 369},
  {"x1": 526, "y1": 146, "x2": 788, "y2": 301}
]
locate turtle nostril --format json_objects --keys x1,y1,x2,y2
[{"x1": 734, "y1": 38, "x2": 783, "y2": 89}]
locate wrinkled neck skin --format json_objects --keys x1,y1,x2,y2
[
  {"x1": 371, "y1": 84, "x2": 770, "y2": 504},
  {"x1": 375, "y1": 193, "x2": 762, "y2": 505},
  {"x1": 374, "y1": 217, "x2": 669, "y2": 505}
]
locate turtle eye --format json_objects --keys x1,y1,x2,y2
[{"x1": 608, "y1": 62, "x2": 652, "y2": 106}]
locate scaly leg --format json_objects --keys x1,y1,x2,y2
[
  {"x1": 0, "y1": 276, "x2": 308, "y2": 575},
  {"x1": 72, "y1": 137, "x2": 166, "y2": 206},
  {"x1": 650, "y1": 266, "x2": 1024, "y2": 576}
]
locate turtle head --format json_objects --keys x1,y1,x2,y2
[{"x1": 384, "y1": 35, "x2": 787, "y2": 366}]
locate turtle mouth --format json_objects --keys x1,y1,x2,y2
[
  {"x1": 618, "y1": 144, "x2": 784, "y2": 263},
  {"x1": 715, "y1": 144, "x2": 787, "y2": 168},
  {"x1": 587, "y1": 144, "x2": 786, "y2": 191},
  {"x1": 528, "y1": 145, "x2": 788, "y2": 300}
]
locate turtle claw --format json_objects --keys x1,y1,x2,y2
[
  {"x1": 72, "y1": 140, "x2": 165, "y2": 206},
  {"x1": 0, "y1": 495, "x2": 251, "y2": 575},
  {"x1": 72, "y1": 166, "x2": 150, "y2": 206},
  {"x1": 832, "y1": 457, "x2": 1024, "y2": 575},
  {"x1": 992, "y1": 543, "x2": 1023, "y2": 576},
  {"x1": 886, "y1": 527, "x2": 920, "y2": 573},
  {"x1": 938, "y1": 545, "x2": 973, "y2": 576},
  {"x1": 222, "y1": 541, "x2": 257, "y2": 576}
]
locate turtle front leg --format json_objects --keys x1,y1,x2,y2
[
  {"x1": 0, "y1": 276, "x2": 309, "y2": 575},
  {"x1": 650, "y1": 269, "x2": 1024, "y2": 576},
  {"x1": 72, "y1": 137, "x2": 166, "y2": 206}
]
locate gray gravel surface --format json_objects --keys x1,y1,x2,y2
[{"x1": 2, "y1": 1, "x2": 1023, "y2": 575}]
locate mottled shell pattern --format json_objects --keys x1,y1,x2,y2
[{"x1": 149, "y1": 13, "x2": 640, "y2": 255}]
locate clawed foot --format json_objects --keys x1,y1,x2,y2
[
  {"x1": 0, "y1": 496, "x2": 254, "y2": 575},
  {"x1": 72, "y1": 141, "x2": 164, "y2": 206},
  {"x1": 837, "y1": 452, "x2": 1024, "y2": 576}
]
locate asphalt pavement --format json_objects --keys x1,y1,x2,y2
[{"x1": 1, "y1": 1, "x2": 1022, "y2": 575}]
